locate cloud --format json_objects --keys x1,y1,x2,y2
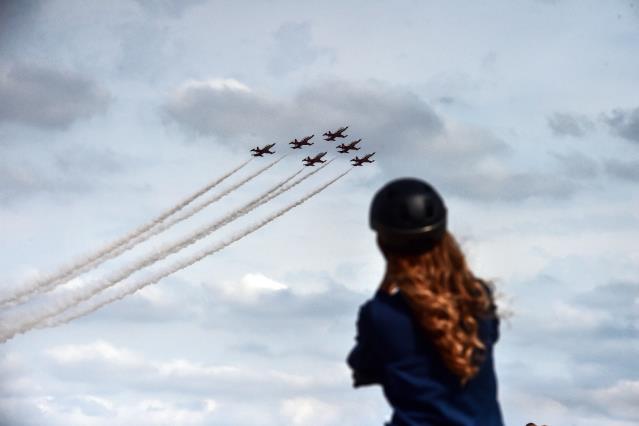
[
  {"x1": 46, "y1": 340, "x2": 141, "y2": 367},
  {"x1": 43, "y1": 340, "x2": 341, "y2": 398},
  {"x1": 604, "y1": 158, "x2": 639, "y2": 182},
  {"x1": 437, "y1": 166, "x2": 577, "y2": 202},
  {"x1": 162, "y1": 78, "x2": 277, "y2": 140},
  {"x1": 268, "y1": 22, "x2": 335, "y2": 76},
  {"x1": 0, "y1": 145, "x2": 125, "y2": 204},
  {"x1": 280, "y1": 397, "x2": 340, "y2": 426},
  {"x1": 0, "y1": 157, "x2": 90, "y2": 204},
  {"x1": 0, "y1": 64, "x2": 110, "y2": 130},
  {"x1": 590, "y1": 380, "x2": 639, "y2": 421},
  {"x1": 508, "y1": 277, "x2": 639, "y2": 395},
  {"x1": 2, "y1": 336, "x2": 364, "y2": 425},
  {"x1": 132, "y1": 0, "x2": 206, "y2": 18},
  {"x1": 547, "y1": 112, "x2": 595, "y2": 137},
  {"x1": 162, "y1": 77, "x2": 444, "y2": 144},
  {"x1": 80, "y1": 272, "x2": 364, "y2": 330},
  {"x1": 0, "y1": 394, "x2": 217, "y2": 426},
  {"x1": 602, "y1": 107, "x2": 639, "y2": 144},
  {"x1": 498, "y1": 277, "x2": 639, "y2": 424},
  {"x1": 0, "y1": 0, "x2": 44, "y2": 50},
  {"x1": 551, "y1": 150, "x2": 599, "y2": 179},
  {"x1": 219, "y1": 273, "x2": 289, "y2": 303},
  {"x1": 163, "y1": 77, "x2": 589, "y2": 202}
]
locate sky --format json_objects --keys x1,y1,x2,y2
[{"x1": 0, "y1": 0, "x2": 638, "y2": 424}]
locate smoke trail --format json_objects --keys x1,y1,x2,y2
[
  {"x1": 44, "y1": 168, "x2": 352, "y2": 330},
  {"x1": 1, "y1": 157, "x2": 282, "y2": 307},
  {"x1": 99, "y1": 164, "x2": 304, "y2": 269},
  {"x1": 24, "y1": 155, "x2": 285, "y2": 298},
  {"x1": 0, "y1": 161, "x2": 337, "y2": 341}
]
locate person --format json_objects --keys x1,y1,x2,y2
[{"x1": 347, "y1": 177, "x2": 504, "y2": 426}]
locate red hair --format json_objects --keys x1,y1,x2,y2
[{"x1": 378, "y1": 231, "x2": 497, "y2": 386}]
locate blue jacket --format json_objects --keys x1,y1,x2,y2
[{"x1": 347, "y1": 289, "x2": 504, "y2": 426}]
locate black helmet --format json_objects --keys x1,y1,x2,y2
[{"x1": 370, "y1": 177, "x2": 447, "y2": 255}]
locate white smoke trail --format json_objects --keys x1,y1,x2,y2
[
  {"x1": 0, "y1": 160, "x2": 336, "y2": 341},
  {"x1": 0, "y1": 157, "x2": 284, "y2": 307},
  {"x1": 100, "y1": 164, "x2": 304, "y2": 269},
  {"x1": 20, "y1": 156, "x2": 285, "y2": 300},
  {"x1": 44, "y1": 168, "x2": 352, "y2": 330}
]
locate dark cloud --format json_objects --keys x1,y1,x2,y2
[
  {"x1": 164, "y1": 78, "x2": 591, "y2": 202},
  {"x1": 550, "y1": 150, "x2": 599, "y2": 179},
  {"x1": 602, "y1": 107, "x2": 639, "y2": 144},
  {"x1": 133, "y1": 0, "x2": 206, "y2": 18},
  {"x1": 0, "y1": 64, "x2": 110, "y2": 130},
  {"x1": 574, "y1": 280, "x2": 639, "y2": 315},
  {"x1": 437, "y1": 170, "x2": 578, "y2": 202},
  {"x1": 162, "y1": 78, "x2": 443, "y2": 143},
  {"x1": 0, "y1": 0, "x2": 43, "y2": 50},
  {"x1": 0, "y1": 145, "x2": 126, "y2": 204},
  {"x1": 547, "y1": 112, "x2": 595, "y2": 138},
  {"x1": 437, "y1": 96, "x2": 456, "y2": 105},
  {"x1": 268, "y1": 22, "x2": 335, "y2": 76},
  {"x1": 222, "y1": 282, "x2": 362, "y2": 321},
  {"x1": 162, "y1": 79, "x2": 278, "y2": 140},
  {"x1": 0, "y1": 158, "x2": 90, "y2": 205},
  {"x1": 604, "y1": 159, "x2": 639, "y2": 182}
]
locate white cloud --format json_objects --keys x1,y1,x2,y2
[
  {"x1": 45, "y1": 340, "x2": 141, "y2": 366},
  {"x1": 180, "y1": 78, "x2": 251, "y2": 93},
  {"x1": 591, "y1": 380, "x2": 639, "y2": 420},
  {"x1": 43, "y1": 340, "x2": 333, "y2": 392},
  {"x1": 280, "y1": 397, "x2": 340, "y2": 426},
  {"x1": 216, "y1": 273, "x2": 289, "y2": 303},
  {"x1": 545, "y1": 301, "x2": 610, "y2": 331}
]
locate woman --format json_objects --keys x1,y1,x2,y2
[{"x1": 347, "y1": 177, "x2": 504, "y2": 426}]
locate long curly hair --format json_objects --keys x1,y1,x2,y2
[{"x1": 378, "y1": 231, "x2": 497, "y2": 386}]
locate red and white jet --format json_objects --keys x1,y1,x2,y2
[
  {"x1": 323, "y1": 126, "x2": 348, "y2": 141},
  {"x1": 250, "y1": 143, "x2": 276, "y2": 157},
  {"x1": 289, "y1": 135, "x2": 315, "y2": 149},
  {"x1": 337, "y1": 139, "x2": 362, "y2": 153},
  {"x1": 303, "y1": 152, "x2": 327, "y2": 166},
  {"x1": 351, "y1": 153, "x2": 375, "y2": 166}
]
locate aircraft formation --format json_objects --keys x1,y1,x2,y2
[
  {"x1": 1, "y1": 130, "x2": 358, "y2": 343},
  {"x1": 251, "y1": 126, "x2": 375, "y2": 167}
]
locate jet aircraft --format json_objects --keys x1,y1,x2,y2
[
  {"x1": 323, "y1": 126, "x2": 348, "y2": 141},
  {"x1": 250, "y1": 143, "x2": 276, "y2": 157},
  {"x1": 351, "y1": 153, "x2": 375, "y2": 166},
  {"x1": 289, "y1": 135, "x2": 315, "y2": 149},
  {"x1": 303, "y1": 152, "x2": 327, "y2": 166},
  {"x1": 337, "y1": 139, "x2": 362, "y2": 153}
]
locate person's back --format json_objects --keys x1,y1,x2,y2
[{"x1": 347, "y1": 177, "x2": 504, "y2": 426}]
